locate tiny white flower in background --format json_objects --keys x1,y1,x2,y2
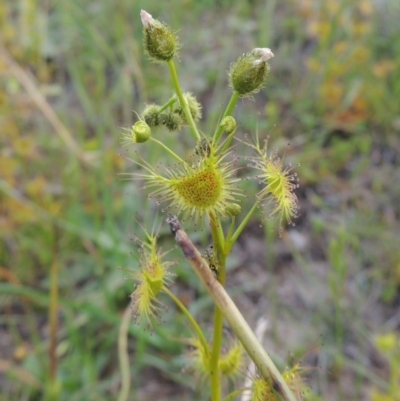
[
  {"x1": 252, "y1": 48, "x2": 274, "y2": 65},
  {"x1": 140, "y1": 10, "x2": 154, "y2": 27}
]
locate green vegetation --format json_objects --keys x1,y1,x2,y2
[{"x1": 1, "y1": 0, "x2": 399, "y2": 400}]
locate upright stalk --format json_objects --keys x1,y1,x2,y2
[
  {"x1": 226, "y1": 202, "x2": 259, "y2": 253},
  {"x1": 164, "y1": 287, "x2": 209, "y2": 356},
  {"x1": 213, "y1": 92, "x2": 239, "y2": 144},
  {"x1": 167, "y1": 60, "x2": 201, "y2": 142},
  {"x1": 209, "y1": 212, "x2": 226, "y2": 401},
  {"x1": 167, "y1": 215, "x2": 298, "y2": 401}
]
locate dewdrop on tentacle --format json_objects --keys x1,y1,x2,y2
[
  {"x1": 188, "y1": 337, "x2": 244, "y2": 381},
  {"x1": 247, "y1": 137, "x2": 299, "y2": 232},
  {"x1": 128, "y1": 233, "x2": 174, "y2": 327},
  {"x1": 129, "y1": 140, "x2": 242, "y2": 226}
]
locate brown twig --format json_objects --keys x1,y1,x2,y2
[{"x1": 166, "y1": 214, "x2": 297, "y2": 401}]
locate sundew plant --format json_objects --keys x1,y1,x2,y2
[{"x1": 121, "y1": 10, "x2": 303, "y2": 401}]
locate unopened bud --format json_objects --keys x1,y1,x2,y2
[
  {"x1": 173, "y1": 92, "x2": 202, "y2": 123},
  {"x1": 194, "y1": 138, "x2": 212, "y2": 158},
  {"x1": 162, "y1": 112, "x2": 183, "y2": 132},
  {"x1": 229, "y1": 48, "x2": 273, "y2": 97},
  {"x1": 225, "y1": 203, "x2": 241, "y2": 217},
  {"x1": 141, "y1": 10, "x2": 179, "y2": 62},
  {"x1": 142, "y1": 104, "x2": 162, "y2": 127},
  {"x1": 251, "y1": 48, "x2": 274, "y2": 62},
  {"x1": 220, "y1": 116, "x2": 237, "y2": 135},
  {"x1": 131, "y1": 121, "x2": 151, "y2": 143}
]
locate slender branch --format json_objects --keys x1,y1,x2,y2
[
  {"x1": 158, "y1": 97, "x2": 177, "y2": 112},
  {"x1": 210, "y1": 304, "x2": 223, "y2": 401},
  {"x1": 213, "y1": 92, "x2": 239, "y2": 145},
  {"x1": 166, "y1": 214, "x2": 297, "y2": 401},
  {"x1": 163, "y1": 287, "x2": 209, "y2": 356},
  {"x1": 208, "y1": 211, "x2": 226, "y2": 401},
  {"x1": 220, "y1": 128, "x2": 237, "y2": 154},
  {"x1": 149, "y1": 137, "x2": 185, "y2": 163},
  {"x1": 209, "y1": 212, "x2": 226, "y2": 275},
  {"x1": 226, "y1": 202, "x2": 259, "y2": 253},
  {"x1": 167, "y1": 60, "x2": 201, "y2": 141}
]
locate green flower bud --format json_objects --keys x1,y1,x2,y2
[
  {"x1": 142, "y1": 104, "x2": 162, "y2": 127},
  {"x1": 219, "y1": 116, "x2": 237, "y2": 135},
  {"x1": 173, "y1": 92, "x2": 202, "y2": 123},
  {"x1": 229, "y1": 48, "x2": 274, "y2": 97},
  {"x1": 224, "y1": 203, "x2": 242, "y2": 217},
  {"x1": 162, "y1": 111, "x2": 183, "y2": 132},
  {"x1": 141, "y1": 10, "x2": 179, "y2": 62},
  {"x1": 131, "y1": 121, "x2": 151, "y2": 143}
]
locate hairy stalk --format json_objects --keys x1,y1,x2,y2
[
  {"x1": 149, "y1": 137, "x2": 185, "y2": 163},
  {"x1": 167, "y1": 214, "x2": 297, "y2": 401},
  {"x1": 210, "y1": 306, "x2": 223, "y2": 401},
  {"x1": 209, "y1": 212, "x2": 226, "y2": 274},
  {"x1": 220, "y1": 128, "x2": 237, "y2": 154},
  {"x1": 209, "y1": 212, "x2": 226, "y2": 401},
  {"x1": 167, "y1": 60, "x2": 201, "y2": 141},
  {"x1": 213, "y1": 92, "x2": 239, "y2": 145},
  {"x1": 163, "y1": 287, "x2": 209, "y2": 356},
  {"x1": 226, "y1": 202, "x2": 259, "y2": 253},
  {"x1": 158, "y1": 97, "x2": 177, "y2": 112}
]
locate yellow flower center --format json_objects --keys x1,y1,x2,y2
[{"x1": 173, "y1": 162, "x2": 222, "y2": 208}]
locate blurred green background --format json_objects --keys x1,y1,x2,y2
[{"x1": 1, "y1": 0, "x2": 400, "y2": 400}]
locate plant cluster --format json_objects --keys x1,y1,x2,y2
[{"x1": 121, "y1": 10, "x2": 304, "y2": 401}]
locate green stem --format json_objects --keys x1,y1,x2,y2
[
  {"x1": 213, "y1": 92, "x2": 239, "y2": 145},
  {"x1": 226, "y1": 202, "x2": 259, "y2": 253},
  {"x1": 220, "y1": 128, "x2": 237, "y2": 154},
  {"x1": 167, "y1": 60, "x2": 201, "y2": 142},
  {"x1": 211, "y1": 307, "x2": 223, "y2": 401},
  {"x1": 209, "y1": 212, "x2": 226, "y2": 265},
  {"x1": 163, "y1": 287, "x2": 209, "y2": 356},
  {"x1": 223, "y1": 388, "x2": 250, "y2": 401},
  {"x1": 149, "y1": 137, "x2": 185, "y2": 164},
  {"x1": 167, "y1": 214, "x2": 298, "y2": 401},
  {"x1": 208, "y1": 212, "x2": 226, "y2": 401},
  {"x1": 158, "y1": 97, "x2": 177, "y2": 112}
]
